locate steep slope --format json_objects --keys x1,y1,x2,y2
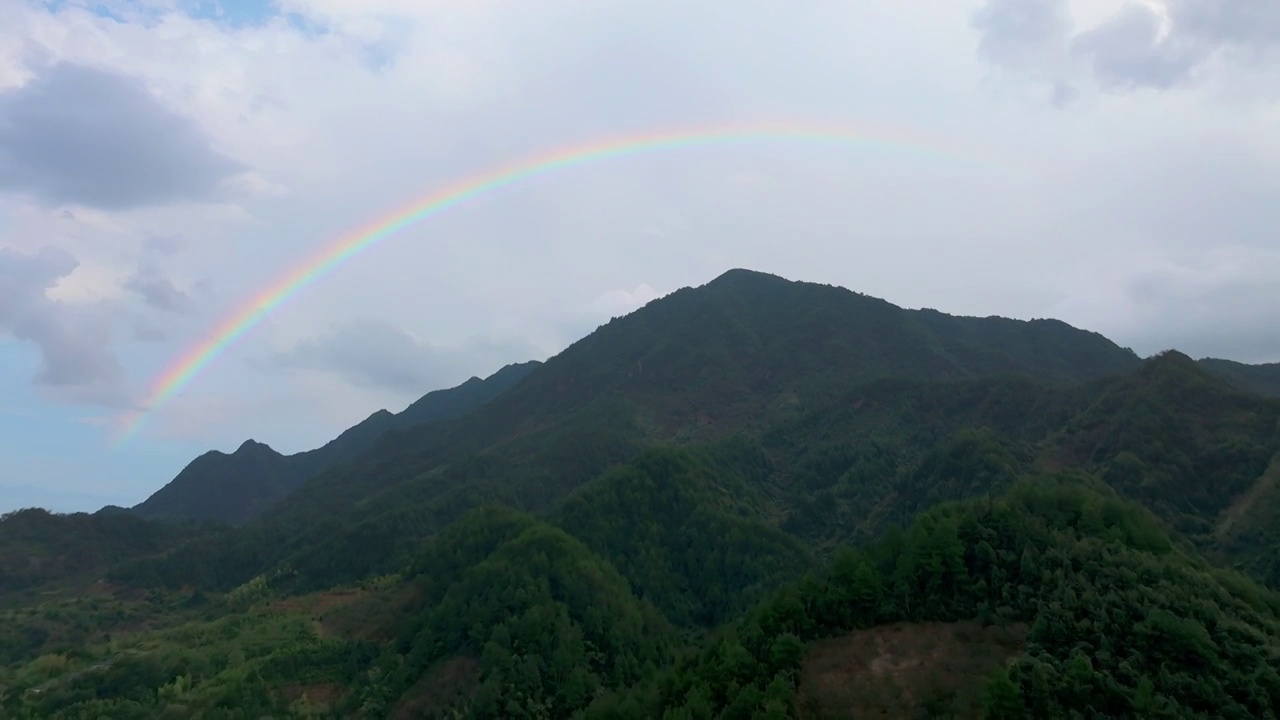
[
  {"x1": 549, "y1": 447, "x2": 813, "y2": 627},
  {"x1": 1199, "y1": 357, "x2": 1280, "y2": 398},
  {"x1": 127, "y1": 361, "x2": 539, "y2": 525},
  {"x1": 1214, "y1": 453, "x2": 1280, "y2": 586}
]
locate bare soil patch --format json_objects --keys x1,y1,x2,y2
[
  {"x1": 318, "y1": 583, "x2": 425, "y2": 642},
  {"x1": 391, "y1": 655, "x2": 481, "y2": 720},
  {"x1": 797, "y1": 620, "x2": 1027, "y2": 719}
]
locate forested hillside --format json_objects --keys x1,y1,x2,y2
[{"x1": 3, "y1": 269, "x2": 1279, "y2": 719}]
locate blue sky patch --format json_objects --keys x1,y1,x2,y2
[{"x1": 184, "y1": 0, "x2": 280, "y2": 27}]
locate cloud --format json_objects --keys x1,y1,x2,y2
[
  {"x1": 0, "y1": 62, "x2": 243, "y2": 210},
  {"x1": 972, "y1": 0, "x2": 1280, "y2": 95},
  {"x1": 123, "y1": 263, "x2": 194, "y2": 315},
  {"x1": 971, "y1": 0, "x2": 1071, "y2": 68},
  {"x1": 119, "y1": 233, "x2": 201, "y2": 323},
  {"x1": 1168, "y1": 0, "x2": 1280, "y2": 51},
  {"x1": 1120, "y1": 245, "x2": 1280, "y2": 362},
  {"x1": 269, "y1": 319, "x2": 541, "y2": 395},
  {"x1": 141, "y1": 235, "x2": 184, "y2": 257},
  {"x1": 0, "y1": 245, "x2": 126, "y2": 404},
  {"x1": 1072, "y1": 4, "x2": 1202, "y2": 90},
  {"x1": 590, "y1": 283, "x2": 662, "y2": 317}
]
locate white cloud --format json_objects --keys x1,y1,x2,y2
[{"x1": 591, "y1": 284, "x2": 662, "y2": 317}]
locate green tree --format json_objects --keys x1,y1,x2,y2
[{"x1": 981, "y1": 667, "x2": 1024, "y2": 720}]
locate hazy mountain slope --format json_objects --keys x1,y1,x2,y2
[
  {"x1": 1199, "y1": 357, "x2": 1280, "y2": 398},
  {"x1": 746, "y1": 351, "x2": 1280, "y2": 573},
  {"x1": 1047, "y1": 351, "x2": 1280, "y2": 540},
  {"x1": 1214, "y1": 452, "x2": 1280, "y2": 586},
  {"x1": 126, "y1": 361, "x2": 540, "y2": 526}
]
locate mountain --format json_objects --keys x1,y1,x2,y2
[
  {"x1": 7, "y1": 267, "x2": 1280, "y2": 718},
  {"x1": 135, "y1": 269, "x2": 1152, "y2": 593},
  {"x1": 131, "y1": 439, "x2": 300, "y2": 525},
  {"x1": 1048, "y1": 350, "x2": 1280, "y2": 538},
  {"x1": 126, "y1": 361, "x2": 540, "y2": 525},
  {"x1": 1198, "y1": 357, "x2": 1280, "y2": 398}
]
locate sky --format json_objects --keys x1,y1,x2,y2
[{"x1": 1, "y1": 0, "x2": 1279, "y2": 514}]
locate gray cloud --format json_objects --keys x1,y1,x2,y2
[
  {"x1": 1121, "y1": 255, "x2": 1280, "y2": 362},
  {"x1": 0, "y1": 62, "x2": 243, "y2": 210},
  {"x1": 0, "y1": 246, "x2": 125, "y2": 402},
  {"x1": 1171, "y1": 0, "x2": 1280, "y2": 50},
  {"x1": 129, "y1": 314, "x2": 171, "y2": 342},
  {"x1": 1072, "y1": 5, "x2": 1204, "y2": 90},
  {"x1": 141, "y1": 235, "x2": 184, "y2": 257},
  {"x1": 971, "y1": 0, "x2": 1070, "y2": 67},
  {"x1": 271, "y1": 319, "x2": 541, "y2": 395},
  {"x1": 973, "y1": 0, "x2": 1280, "y2": 93},
  {"x1": 124, "y1": 263, "x2": 194, "y2": 315}
]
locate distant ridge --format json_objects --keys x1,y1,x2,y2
[
  {"x1": 122, "y1": 361, "x2": 540, "y2": 525},
  {"x1": 1196, "y1": 357, "x2": 1280, "y2": 398}
]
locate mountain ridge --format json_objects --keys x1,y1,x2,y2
[
  {"x1": 124, "y1": 360, "x2": 541, "y2": 525},
  {"x1": 113, "y1": 270, "x2": 1280, "y2": 529}
]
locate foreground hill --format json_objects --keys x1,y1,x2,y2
[
  {"x1": 6, "y1": 472, "x2": 1277, "y2": 718},
  {"x1": 0, "y1": 508, "x2": 197, "y2": 599},
  {"x1": 600, "y1": 476, "x2": 1280, "y2": 719},
  {"x1": 122, "y1": 361, "x2": 540, "y2": 525}
]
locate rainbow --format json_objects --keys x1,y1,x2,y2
[{"x1": 114, "y1": 121, "x2": 997, "y2": 443}]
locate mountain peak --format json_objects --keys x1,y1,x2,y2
[
  {"x1": 705, "y1": 267, "x2": 790, "y2": 288},
  {"x1": 706, "y1": 265, "x2": 793, "y2": 289},
  {"x1": 1139, "y1": 349, "x2": 1202, "y2": 380},
  {"x1": 234, "y1": 439, "x2": 276, "y2": 455}
]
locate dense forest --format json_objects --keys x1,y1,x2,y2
[{"x1": 2, "y1": 269, "x2": 1279, "y2": 718}]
